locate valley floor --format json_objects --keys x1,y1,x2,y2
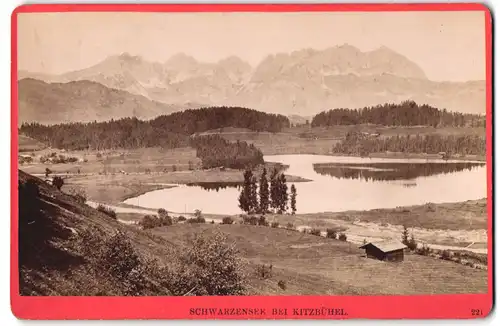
[
  {"x1": 18, "y1": 142, "x2": 488, "y2": 253},
  {"x1": 17, "y1": 168, "x2": 489, "y2": 297},
  {"x1": 17, "y1": 129, "x2": 489, "y2": 296}
]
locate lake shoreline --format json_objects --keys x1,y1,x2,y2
[
  {"x1": 59, "y1": 168, "x2": 311, "y2": 205},
  {"x1": 76, "y1": 153, "x2": 486, "y2": 216},
  {"x1": 349, "y1": 152, "x2": 486, "y2": 162},
  {"x1": 106, "y1": 198, "x2": 488, "y2": 254}
]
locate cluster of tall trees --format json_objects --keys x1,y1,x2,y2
[
  {"x1": 238, "y1": 168, "x2": 297, "y2": 215},
  {"x1": 311, "y1": 101, "x2": 484, "y2": 127},
  {"x1": 332, "y1": 131, "x2": 486, "y2": 156},
  {"x1": 190, "y1": 135, "x2": 264, "y2": 169},
  {"x1": 19, "y1": 106, "x2": 290, "y2": 151}
]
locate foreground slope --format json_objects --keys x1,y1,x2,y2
[{"x1": 18, "y1": 170, "x2": 177, "y2": 296}]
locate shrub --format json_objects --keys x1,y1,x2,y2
[
  {"x1": 177, "y1": 215, "x2": 186, "y2": 222},
  {"x1": 242, "y1": 215, "x2": 258, "y2": 225},
  {"x1": 172, "y1": 165, "x2": 177, "y2": 172},
  {"x1": 271, "y1": 221, "x2": 280, "y2": 228},
  {"x1": 415, "y1": 244, "x2": 431, "y2": 256},
  {"x1": 67, "y1": 187, "x2": 87, "y2": 204},
  {"x1": 309, "y1": 228, "x2": 321, "y2": 236},
  {"x1": 139, "y1": 215, "x2": 160, "y2": 230},
  {"x1": 75, "y1": 228, "x2": 167, "y2": 296},
  {"x1": 186, "y1": 210, "x2": 205, "y2": 224},
  {"x1": 277, "y1": 280, "x2": 286, "y2": 290},
  {"x1": 211, "y1": 220, "x2": 215, "y2": 224},
  {"x1": 425, "y1": 203, "x2": 436, "y2": 212},
  {"x1": 326, "y1": 229, "x2": 337, "y2": 239},
  {"x1": 187, "y1": 216, "x2": 206, "y2": 224},
  {"x1": 286, "y1": 222, "x2": 295, "y2": 230},
  {"x1": 440, "y1": 250, "x2": 452, "y2": 261},
  {"x1": 41, "y1": 153, "x2": 79, "y2": 164},
  {"x1": 170, "y1": 231, "x2": 245, "y2": 295},
  {"x1": 407, "y1": 234, "x2": 418, "y2": 251},
  {"x1": 222, "y1": 217, "x2": 234, "y2": 225},
  {"x1": 338, "y1": 233, "x2": 347, "y2": 241},
  {"x1": 465, "y1": 261, "x2": 475, "y2": 268},
  {"x1": 453, "y1": 250, "x2": 487, "y2": 265},
  {"x1": 99, "y1": 231, "x2": 141, "y2": 280},
  {"x1": 97, "y1": 204, "x2": 117, "y2": 219},
  {"x1": 52, "y1": 176, "x2": 64, "y2": 190},
  {"x1": 19, "y1": 156, "x2": 33, "y2": 164},
  {"x1": 258, "y1": 216, "x2": 269, "y2": 227},
  {"x1": 256, "y1": 264, "x2": 273, "y2": 279},
  {"x1": 158, "y1": 209, "x2": 173, "y2": 226}
]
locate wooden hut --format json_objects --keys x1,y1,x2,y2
[{"x1": 359, "y1": 240, "x2": 407, "y2": 262}]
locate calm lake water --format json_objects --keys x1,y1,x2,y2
[{"x1": 124, "y1": 155, "x2": 487, "y2": 215}]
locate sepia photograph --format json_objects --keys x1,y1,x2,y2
[{"x1": 13, "y1": 4, "x2": 491, "y2": 316}]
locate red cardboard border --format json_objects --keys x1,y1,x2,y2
[{"x1": 10, "y1": 3, "x2": 494, "y2": 320}]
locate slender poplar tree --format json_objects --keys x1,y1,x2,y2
[
  {"x1": 259, "y1": 168, "x2": 270, "y2": 214},
  {"x1": 290, "y1": 184, "x2": 297, "y2": 215}
]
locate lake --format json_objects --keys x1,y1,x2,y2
[{"x1": 124, "y1": 155, "x2": 487, "y2": 215}]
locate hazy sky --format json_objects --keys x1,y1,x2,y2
[{"x1": 17, "y1": 11, "x2": 487, "y2": 81}]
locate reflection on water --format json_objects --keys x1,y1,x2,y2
[
  {"x1": 313, "y1": 162, "x2": 485, "y2": 181},
  {"x1": 187, "y1": 182, "x2": 242, "y2": 192},
  {"x1": 124, "y1": 155, "x2": 487, "y2": 215}
]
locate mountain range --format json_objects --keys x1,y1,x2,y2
[
  {"x1": 18, "y1": 78, "x2": 200, "y2": 125},
  {"x1": 18, "y1": 44, "x2": 486, "y2": 124}
]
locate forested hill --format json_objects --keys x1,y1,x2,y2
[
  {"x1": 311, "y1": 101, "x2": 485, "y2": 128},
  {"x1": 19, "y1": 106, "x2": 290, "y2": 150},
  {"x1": 150, "y1": 106, "x2": 290, "y2": 134}
]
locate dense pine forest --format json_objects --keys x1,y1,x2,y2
[
  {"x1": 19, "y1": 106, "x2": 290, "y2": 151},
  {"x1": 20, "y1": 118, "x2": 188, "y2": 150},
  {"x1": 190, "y1": 135, "x2": 264, "y2": 169},
  {"x1": 311, "y1": 101, "x2": 485, "y2": 127},
  {"x1": 332, "y1": 131, "x2": 486, "y2": 156},
  {"x1": 151, "y1": 106, "x2": 290, "y2": 134}
]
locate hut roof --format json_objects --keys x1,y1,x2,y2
[{"x1": 359, "y1": 240, "x2": 407, "y2": 253}]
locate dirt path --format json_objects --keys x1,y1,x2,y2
[
  {"x1": 86, "y1": 201, "x2": 223, "y2": 224},
  {"x1": 86, "y1": 200, "x2": 486, "y2": 254},
  {"x1": 297, "y1": 223, "x2": 488, "y2": 254}
]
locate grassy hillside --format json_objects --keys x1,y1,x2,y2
[
  {"x1": 152, "y1": 223, "x2": 487, "y2": 295},
  {"x1": 18, "y1": 170, "x2": 245, "y2": 296},
  {"x1": 18, "y1": 170, "x2": 175, "y2": 295}
]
